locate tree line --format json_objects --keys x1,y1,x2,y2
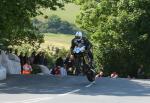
[
  {"x1": 1, "y1": 0, "x2": 150, "y2": 77},
  {"x1": 75, "y1": 0, "x2": 150, "y2": 78},
  {"x1": 0, "y1": 0, "x2": 70, "y2": 48},
  {"x1": 32, "y1": 15, "x2": 80, "y2": 34}
]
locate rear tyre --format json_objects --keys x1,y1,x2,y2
[
  {"x1": 83, "y1": 64, "x2": 95, "y2": 82},
  {"x1": 86, "y1": 69, "x2": 95, "y2": 82}
]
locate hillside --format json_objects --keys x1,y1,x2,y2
[
  {"x1": 36, "y1": 3, "x2": 80, "y2": 24},
  {"x1": 37, "y1": 3, "x2": 79, "y2": 50},
  {"x1": 41, "y1": 33, "x2": 74, "y2": 50}
]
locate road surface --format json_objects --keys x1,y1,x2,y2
[{"x1": 0, "y1": 75, "x2": 150, "y2": 103}]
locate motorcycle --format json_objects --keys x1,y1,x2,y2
[{"x1": 73, "y1": 46, "x2": 95, "y2": 82}]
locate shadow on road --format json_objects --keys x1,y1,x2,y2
[
  {"x1": 0, "y1": 75, "x2": 150, "y2": 97},
  {"x1": 77, "y1": 78, "x2": 150, "y2": 97}
]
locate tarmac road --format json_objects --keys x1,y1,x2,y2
[{"x1": 0, "y1": 75, "x2": 150, "y2": 103}]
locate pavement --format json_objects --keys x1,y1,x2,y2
[{"x1": 0, "y1": 75, "x2": 150, "y2": 103}]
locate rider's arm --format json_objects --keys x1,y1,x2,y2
[
  {"x1": 70, "y1": 39, "x2": 75, "y2": 54},
  {"x1": 84, "y1": 37, "x2": 93, "y2": 50}
]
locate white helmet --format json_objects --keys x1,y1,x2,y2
[{"x1": 75, "y1": 31, "x2": 82, "y2": 37}]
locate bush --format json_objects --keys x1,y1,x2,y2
[{"x1": 31, "y1": 64, "x2": 42, "y2": 74}]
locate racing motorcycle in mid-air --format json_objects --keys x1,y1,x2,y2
[{"x1": 73, "y1": 45, "x2": 95, "y2": 82}]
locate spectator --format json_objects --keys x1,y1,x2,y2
[
  {"x1": 111, "y1": 72, "x2": 118, "y2": 78},
  {"x1": 23, "y1": 52, "x2": 29, "y2": 64},
  {"x1": 51, "y1": 66, "x2": 61, "y2": 75},
  {"x1": 96, "y1": 71, "x2": 104, "y2": 78},
  {"x1": 137, "y1": 64, "x2": 145, "y2": 79},
  {"x1": 96, "y1": 64, "x2": 104, "y2": 78},
  {"x1": 22, "y1": 61, "x2": 32, "y2": 74},
  {"x1": 19, "y1": 52, "x2": 24, "y2": 74},
  {"x1": 60, "y1": 67, "x2": 67, "y2": 76}
]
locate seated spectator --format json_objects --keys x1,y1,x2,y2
[
  {"x1": 22, "y1": 61, "x2": 32, "y2": 74},
  {"x1": 111, "y1": 72, "x2": 118, "y2": 78},
  {"x1": 96, "y1": 71, "x2": 103, "y2": 78},
  {"x1": 96, "y1": 65, "x2": 104, "y2": 78},
  {"x1": 51, "y1": 66, "x2": 61, "y2": 76},
  {"x1": 60, "y1": 67, "x2": 67, "y2": 76}
]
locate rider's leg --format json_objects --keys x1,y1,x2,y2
[{"x1": 87, "y1": 50, "x2": 94, "y2": 69}]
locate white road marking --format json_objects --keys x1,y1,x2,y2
[
  {"x1": 85, "y1": 81, "x2": 95, "y2": 88},
  {"x1": 4, "y1": 97, "x2": 53, "y2": 103},
  {"x1": 21, "y1": 97, "x2": 53, "y2": 103},
  {"x1": 58, "y1": 89, "x2": 81, "y2": 97},
  {"x1": 0, "y1": 87, "x2": 32, "y2": 91},
  {"x1": 2, "y1": 82, "x2": 93, "y2": 103},
  {"x1": 3, "y1": 89, "x2": 81, "y2": 103}
]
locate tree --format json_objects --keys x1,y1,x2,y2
[
  {"x1": 46, "y1": 15, "x2": 78, "y2": 34},
  {"x1": 33, "y1": 15, "x2": 79, "y2": 34},
  {"x1": 0, "y1": 0, "x2": 69, "y2": 48},
  {"x1": 76, "y1": 0, "x2": 150, "y2": 77}
]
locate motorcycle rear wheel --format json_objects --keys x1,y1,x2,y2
[{"x1": 86, "y1": 69, "x2": 95, "y2": 82}]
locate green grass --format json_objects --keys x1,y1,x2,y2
[
  {"x1": 36, "y1": 3, "x2": 80, "y2": 24},
  {"x1": 37, "y1": 3, "x2": 80, "y2": 50},
  {"x1": 41, "y1": 33, "x2": 74, "y2": 50}
]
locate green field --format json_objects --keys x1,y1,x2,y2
[
  {"x1": 41, "y1": 33, "x2": 74, "y2": 50},
  {"x1": 36, "y1": 3, "x2": 80, "y2": 24},
  {"x1": 37, "y1": 3, "x2": 79, "y2": 50}
]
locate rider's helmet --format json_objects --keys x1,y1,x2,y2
[{"x1": 75, "y1": 31, "x2": 83, "y2": 39}]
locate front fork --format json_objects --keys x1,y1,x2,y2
[{"x1": 74, "y1": 53, "x2": 94, "y2": 75}]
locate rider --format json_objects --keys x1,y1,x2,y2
[{"x1": 70, "y1": 31, "x2": 93, "y2": 68}]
